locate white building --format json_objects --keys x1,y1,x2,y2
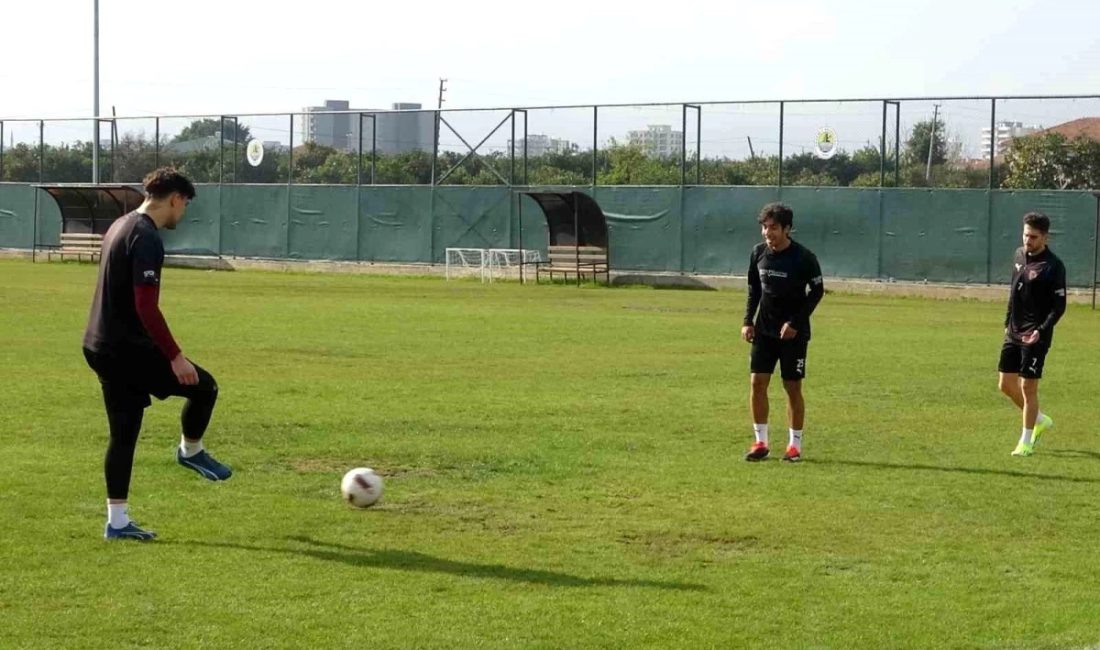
[
  {"x1": 507, "y1": 134, "x2": 579, "y2": 157},
  {"x1": 627, "y1": 124, "x2": 684, "y2": 158},
  {"x1": 980, "y1": 121, "x2": 1040, "y2": 157},
  {"x1": 301, "y1": 100, "x2": 435, "y2": 154}
]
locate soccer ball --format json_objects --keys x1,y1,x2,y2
[{"x1": 341, "y1": 467, "x2": 384, "y2": 508}]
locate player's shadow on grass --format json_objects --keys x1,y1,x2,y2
[
  {"x1": 182, "y1": 536, "x2": 707, "y2": 592},
  {"x1": 1046, "y1": 449, "x2": 1100, "y2": 461},
  {"x1": 815, "y1": 458, "x2": 1100, "y2": 483}
]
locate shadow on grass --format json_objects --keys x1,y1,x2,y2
[
  {"x1": 1046, "y1": 449, "x2": 1100, "y2": 461},
  {"x1": 176, "y1": 536, "x2": 707, "y2": 592},
  {"x1": 814, "y1": 458, "x2": 1100, "y2": 484}
]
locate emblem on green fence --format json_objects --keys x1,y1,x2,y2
[
  {"x1": 246, "y1": 140, "x2": 265, "y2": 167},
  {"x1": 814, "y1": 127, "x2": 838, "y2": 160}
]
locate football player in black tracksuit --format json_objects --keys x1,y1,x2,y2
[
  {"x1": 742, "y1": 203, "x2": 824, "y2": 463},
  {"x1": 83, "y1": 168, "x2": 232, "y2": 540},
  {"x1": 997, "y1": 212, "x2": 1066, "y2": 457}
]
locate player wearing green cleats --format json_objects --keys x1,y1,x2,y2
[
  {"x1": 997, "y1": 212, "x2": 1066, "y2": 458},
  {"x1": 1032, "y1": 414, "x2": 1054, "y2": 446}
]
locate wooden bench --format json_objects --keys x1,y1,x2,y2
[
  {"x1": 51, "y1": 233, "x2": 104, "y2": 263},
  {"x1": 535, "y1": 245, "x2": 609, "y2": 285}
]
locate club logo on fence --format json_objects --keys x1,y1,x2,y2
[
  {"x1": 246, "y1": 140, "x2": 265, "y2": 167},
  {"x1": 814, "y1": 127, "x2": 838, "y2": 160}
]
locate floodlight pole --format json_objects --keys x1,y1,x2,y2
[{"x1": 93, "y1": 0, "x2": 100, "y2": 184}]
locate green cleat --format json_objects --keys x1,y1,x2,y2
[
  {"x1": 1033, "y1": 414, "x2": 1054, "y2": 446},
  {"x1": 1011, "y1": 441, "x2": 1034, "y2": 457}
]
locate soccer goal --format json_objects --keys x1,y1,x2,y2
[
  {"x1": 487, "y1": 248, "x2": 541, "y2": 282},
  {"x1": 444, "y1": 248, "x2": 489, "y2": 281}
]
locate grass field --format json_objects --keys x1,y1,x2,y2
[{"x1": 2, "y1": 258, "x2": 1099, "y2": 650}]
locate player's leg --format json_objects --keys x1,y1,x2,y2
[
  {"x1": 85, "y1": 349, "x2": 157, "y2": 540},
  {"x1": 998, "y1": 372, "x2": 1024, "y2": 409},
  {"x1": 779, "y1": 341, "x2": 808, "y2": 462},
  {"x1": 1013, "y1": 341, "x2": 1051, "y2": 455},
  {"x1": 1012, "y1": 376, "x2": 1040, "y2": 457},
  {"x1": 102, "y1": 406, "x2": 155, "y2": 539},
  {"x1": 1007, "y1": 343, "x2": 1052, "y2": 456},
  {"x1": 143, "y1": 351, "x2": 232, "y2": 480},
  {"x1": 173, "y1": 363, "x2": 231, "y2": 480},
  {"x1": 1021, "y1": 344, "x2": 1053, "y2": 444},
  {"x1": 746, "y1": 338, "x2": 780, "y2": 461}
]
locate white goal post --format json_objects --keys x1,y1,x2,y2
[{"x1": 445, "y1": 248, "x2": 489, "y2": 281}]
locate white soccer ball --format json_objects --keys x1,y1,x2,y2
[{"x1": 341, "y1": 467, "x2": 384, "y2": 508}]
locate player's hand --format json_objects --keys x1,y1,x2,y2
[
  {"x1": 780, "y1": 322, "x2": 798, "y2": 340},
  {"x1": 1021, "y1": 330, "x2": 1040, "y2": 346},
  {"x1": 171, "y1": 354, "x2": 199, "y2": 385},
  {"x1": 741, "y1": 325, "x2": 754, "y2": 343}
]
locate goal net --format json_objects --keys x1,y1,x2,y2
[{"x1": 444, "y1": 248, "x2": 488, "y2": 281}]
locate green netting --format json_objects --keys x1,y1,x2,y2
[
  {"x1": 0, "y1": 184, "x2": 36, "y2": 249},
  {"x1": 219, "y1": 185, "x2": 290, "y2": 258},
  {"x1": 289, "y1": 186, "x2": 358, "y2": 261},
  {"x1": 881, "y1": 190, "x2": 991, "y2": 283},
  {"x1": 683, "y1": 187, "x2": 779, "y2": 275},
  {"x1": 595, "y1": 187, "x2": 682, "y2": 272},
  {"x1": 161, "y1": 184, "x2": 220, "y2": 256},
  {"x1": 1, "y1": 184, "x2": 1096, "y2": 287},
  {"x1": 358, "y1": 186, "x2": 432, "y2": 263},
  {"x1": 431, "y1": 187, "x2": 512, "y2": 262}
]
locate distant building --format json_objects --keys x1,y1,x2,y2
[
  {"x1": 627, "y1": 124, "x2": 684, "y2": 158},
  {"x1": 301, "y1": 100, "x2": 435, "y2": 154},
  {"x1": 507, "y1": 134, "x2": 580, "y2": 157},
  {"x1": 980, "y1": 121, "x2": 1040, "y2": 157},
  {"x1": 301, "y1": 100, "x2": 354, "y2": 151}
]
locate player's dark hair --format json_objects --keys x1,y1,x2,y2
[
  {"x1": 758, "y1": 202, "x2": 793, "y2": 229},
  {"x1": 1023, "y1": 212, "x2": 1050, "y2": 234},
  {"x1": 143, "y1": 167, "x2": 196, "y2": 201}
]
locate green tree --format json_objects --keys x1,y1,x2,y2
[
  {"x1": 1001, "y1": 133, "x2": 1100, "y2": 190},
  {"x1": 172, "y1": 118, "x2": 252, "y2": 144},
  {"x1": 598, "y1": 144, "x2": 679, "y2": 185},
  {"x1": 904, "y1": 119, "x2": 947, "y2": 167}
]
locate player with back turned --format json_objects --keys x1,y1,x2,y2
[{"x1": 83, "y1": 168, "x2": 232, "y2": 541}]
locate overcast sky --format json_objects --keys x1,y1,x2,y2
[{"x1": 3, "y1": 0, "x2": 1099, "y2": 157}]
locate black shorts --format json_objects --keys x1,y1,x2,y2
[
  {"x1": 998, "y1": 340, "x2": 1050, "y2": 380},
  {"x1": 750, "y1": 336, "x2": 808, "y2": 381},
  {"x1": 83, "y1": 346, "x2": 217, "y2": 411}
]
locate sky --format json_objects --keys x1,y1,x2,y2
[{"x1": 2, "y1": 0, "x2": 1100, "y2": 157}]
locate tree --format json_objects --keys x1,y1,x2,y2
[
  {"x1": 597, "y1": 144, "x2": 679, "y2": 185},
  {"x1": 904, "y1": 119, "x2": 947, "y2": 167},
  {"x1": 172, "y1": 118, "x2": 252, "y2": 144},
  {"x1": 1001, "y1": 133, "x2": 1100, "y2": 190}
]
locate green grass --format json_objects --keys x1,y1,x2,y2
[{"x1": 2, "y1": 258, "x2": 1100, "y2": 650}]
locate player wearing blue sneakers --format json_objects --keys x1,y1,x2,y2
[
  {"x1": 998, "y1": 212, "x2": 1066, "y2": 457},
  {"x1": 82, "y1": 168, "x2": 232, "y2": 541}
]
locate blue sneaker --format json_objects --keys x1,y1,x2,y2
[
  {"x1": 104, "y1": 521, "x2": 157, "y2": 541},
  {"x1": 176, "y1": 449, "x2": 232, "y2": 481}
]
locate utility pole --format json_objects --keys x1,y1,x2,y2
[
  {"x1": 925, "y1": 103, "x2": 940, "y2": 183},
  {"x1": 93, "y1": 0, "x2": 100, "y2": 184},
  {"x1": 437, "y1": 78, "x2": 448, "y2": 110},
  {"x1": 431, "y1": 78, "x2": 447, "y2": 186}
]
